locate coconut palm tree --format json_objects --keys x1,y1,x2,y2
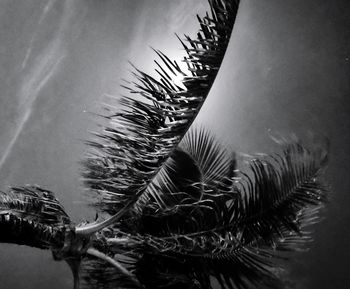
[{"x1": 0, "y1": 0, "x2": 329, "y2": 288}]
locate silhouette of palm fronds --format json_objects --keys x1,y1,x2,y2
[
  {"x1": 79, "y1": 128, "x2": 327, "y2": 289},
  {"x1": 0, "y1": 1, "x2": 330, "y2": 289}
]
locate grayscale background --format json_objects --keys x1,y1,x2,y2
[{"x1": 0, "y1": 0, "x2": 349, "y2": 288}]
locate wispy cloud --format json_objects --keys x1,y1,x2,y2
[
  {"x1": 39, "y1": 0, "x2": 57, "y2": 25},
  {"x1": 125, "y1": 1, "x2": 205, "y2": 77},
  {"x1": 20, "y1": 41, "x2": 64, "y2": 104},
  {"x1": 21, "y1": 0, "x2": 58, "y2": 70},
  {"x1": 0, "y1": 0, "x2": 77, "y2": 171},
  {"x1": 0, "y1": 49, "x2": 65, "y2": 171},
  {"x1": 167, "y1": 1, "x2": 206, "y2": 31},
  {"x1": 21, "y1": 35, "x2": 35, "y2": 70},
  {"x1": 0, "y1": 111, "x2": 31, "y2": 169}
]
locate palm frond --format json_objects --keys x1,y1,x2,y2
[
  {"x1": 139, "y1": 147, "x2": 203, "y2": 211},
  {"x1": 181, "y1": 126, "x2": 235, "y2": 185},
  {"x1": 0, "y1": 185, "x2": 69, "y2": 249},
  {"x1": 234, "y1": 141, "x2": 328, "y2": 246},
  {"x1": 0, "y1": 213, "x2": 65, "y2": 249},
  {"x1": 100, "y1": 135, "x2": 328, "y2": 289},
  {"x1": 0, "y1": 185, "x2": 70, "y2": 226},
  {"x1": 82, "y1": 0, "x2": 241, "y2": 217},
  {"x1": 134, "y1": 127, "x2": 236, "y2": 237}
]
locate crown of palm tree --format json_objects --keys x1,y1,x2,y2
[{"x1": 0, "y1": 1, "x2": 329, "y2": 289}]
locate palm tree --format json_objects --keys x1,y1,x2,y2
[{"x1": 0, "y1": 0, "x2": 329, "y2": 288}]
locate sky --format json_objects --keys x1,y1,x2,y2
[{"x1": 0, "y1": 0, "x2": 349, "y2": 288}]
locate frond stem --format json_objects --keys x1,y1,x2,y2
[
  {"x1": 86, "y1": 247, "x2": 141, "y2": 287},
  {"x1": 75, "y1": 204, "x2": 130, "y2": 236}
]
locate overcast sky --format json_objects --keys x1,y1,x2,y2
[{"x1": 0, "y1": 1, "x2": 349, "y2": 288}]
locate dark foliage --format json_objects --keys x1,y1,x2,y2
[
  {"x1": 82, "y1": 128, "x2": 328, "y2": 289},
  {"x1": 0, "y1": 186, "x2": 69, "y2": 249}
]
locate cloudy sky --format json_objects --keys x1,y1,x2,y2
[{"x1": 0, "y1": 0, "x2": 349, "y2": 288}]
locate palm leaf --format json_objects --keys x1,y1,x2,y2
[
  {"x1": 181, "y1": 126, "x2": 235, "y2": 186},
  {"x1": 94, "y1": 132, "x2": 328, "y2": 289},
  {"x1": 135, "y1": 127, "x2": 236, "y2": 237},
  {"x1": 0, "y1": 185, "x2": 70, "y2": 226},
  {"x1": 0, "y1": 213, "x2": 66, "y2": 249},
  {"x1": 234, "y1": 141, "x2": 328, "y2": 246},
  {"x1": 81, "y1": 0, "x2": 241, "y2": 219},
  {"x1": 0, "y1": 185, "x2": 70, "y2": 249}
]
